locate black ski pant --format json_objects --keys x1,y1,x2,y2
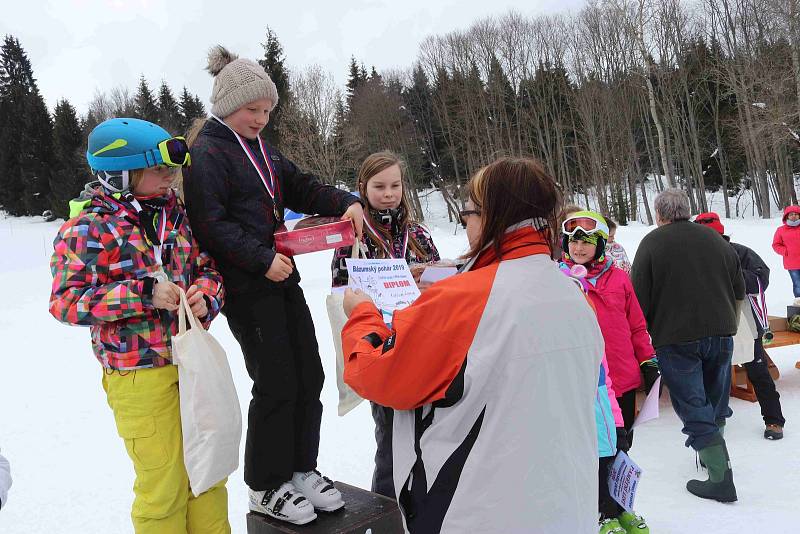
[
  {"x1": 744, "y1": 338, "x2": 786, "y2": 427},
  {"x1": 371, "y1": 402, "x2": 395, "y2": 498},
  {"x1": 616, "y1": 389, "x2": 637, "y2": 447},
  {"x1": 598, "y1": 456, "x2": 623, "y2": 520},
  {"x1": 224, "y1": 284, "x2": 324, "y2": 492}
]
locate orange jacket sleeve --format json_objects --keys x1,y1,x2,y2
[{"x1": 341, "y1": 267, "x2": 496, "y2": 410}]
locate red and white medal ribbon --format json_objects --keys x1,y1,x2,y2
[
  {"x1": 748, "y1": 278, "x2": 769, "y2": 331},
  {"x1": 211, "y1": 114, "x2": 281, "y2": 219},
  {"x1": 363, "y1": 217, "x2": 408, "y2": 259}
]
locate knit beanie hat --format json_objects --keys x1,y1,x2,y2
[
  {"x1": 694, "y1": 211, "x2": 724, "y2": 235},
  {"x1": 206, "y1": 45, "x2": 279, "y2": 118}
]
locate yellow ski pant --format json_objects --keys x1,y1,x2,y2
[{"x1": 103, "y1": 365, "x2": 231, "y2": 534}]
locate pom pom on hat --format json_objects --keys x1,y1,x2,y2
[
  {"x1": 206, "y1": 45, "x2": 238, "y2": 77},
  {"x1": 205, "y1": 45, "x2": 279, "y2": 118}
]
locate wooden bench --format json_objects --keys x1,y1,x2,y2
[{"x1": 730, "y1": 316, "x2": 798, "y2": 402}]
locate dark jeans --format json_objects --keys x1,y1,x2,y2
[
  {"x1": 224, "y1": 284, "x2": 324, "y2": 491},
  {"x1": 789, "y1": 269, "x2": 800, "y2": 298},
  {"x1": 744, "y1": 338, "x2": 786, "y2": 427},
  {"x1": 371, "y1": 402, "x2": 395, "y2": 498},
  {"x1": 657, "y1": 336, "x2": 733, "y2": 451}
]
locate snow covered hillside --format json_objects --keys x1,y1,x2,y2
[{"x1": 1, "y1": 193, "x2": 799, "y2": 533}]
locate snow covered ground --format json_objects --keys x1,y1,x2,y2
[{"x1": 1, "y1": 189, "x2": 800, "y2": 533}]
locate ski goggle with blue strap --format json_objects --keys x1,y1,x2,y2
[{"x1": 89, "y1": 136, "x2": 191, "y2": 170}]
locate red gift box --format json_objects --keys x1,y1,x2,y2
[{"x1": 274, "y1": 216, "x2": 356, "y2": 256}]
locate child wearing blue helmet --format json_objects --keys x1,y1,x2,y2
[
  {"x1": 49, "y1": 118, "x2": 229, "y2": 533},
  {"x1": 183, "y1": 46, "x2": 364, "y2": 526}
]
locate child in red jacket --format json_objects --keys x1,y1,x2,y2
[{"x1": 772, "y1": 205, "x2": 800, "y2": 297}]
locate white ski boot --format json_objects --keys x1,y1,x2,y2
[
  {"x1": 291, "y1": 470, "x2": 345, "y2": 512},
  {"x1": 249, "y1": 482, "x2": 317, "y2": 525}
]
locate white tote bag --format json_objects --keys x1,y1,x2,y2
[
  {"x1": 732, "y1": 304, "x2": 758, "y2": 365},
  {"x1": 172, "y1": 289, "x2": 242, "y2": 496},
  {"x1": 327, "y1": 244, "x2": 366, "y2": 416}
]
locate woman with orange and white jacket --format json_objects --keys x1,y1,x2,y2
[{"x1": 341, "y1": 158, "x2": 604, "y2": 534}]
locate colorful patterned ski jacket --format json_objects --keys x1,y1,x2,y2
[
  {"x1": 605, "y1": 241, "x2": 632, "y2": 273},
  {"x1": 331, "y1": 207, "x2": 440, "y2": 287},
  {"x1": 49, "y1": 189, "x2": 224, "y2": 370},
  {"x1": 342, "y1": 224, "x2": 604, "y2": 533}
]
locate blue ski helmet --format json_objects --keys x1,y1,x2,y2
[{"x1": 86, "y1": 118, "x2": 173, "y2": 192}]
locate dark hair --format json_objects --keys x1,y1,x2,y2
[
  {"x1": 603, "y1": 215, "x2": 617, "y2": 231},
  {"x1": 465, "y1": 157, "x2": 561, "y2": 260}
]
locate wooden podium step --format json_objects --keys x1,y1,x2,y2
[{"x1": 247, "y1": 482, "x2": 405, "y2": 534}]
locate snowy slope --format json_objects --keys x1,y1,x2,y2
[{"x1": 1, "y1": 195, "x2": 799, "y2": 533}]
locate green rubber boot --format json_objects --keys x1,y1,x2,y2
[
  {"x1": 618, "y1": 511, "x2": 649, "y2": 533},
  {"x1": 700, "y1": 423, "x2": 725, "y2": 468},
  {"x1": 687, "y1": 441, "x2": 738, "y2": 502},
  {"x1": 599, "y1": 518, "x2": 626, "y2": 533}
]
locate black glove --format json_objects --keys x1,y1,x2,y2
[
  {"x1": 641, "y1": 358, "x2": 661, "y2": 396},
  {"x1": 616, "y1": 427, "x2": 630, "y2": 453}
]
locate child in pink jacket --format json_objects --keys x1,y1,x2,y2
[
  {"x1": 772, "y1": 205, "x2": 800, "y2": 297},
  {"x1": 560, "y1": 258, "x2": 642, "y2": 534},
  {"x1": 561, "y1": 211, "x2": 654, "y2": 534}
]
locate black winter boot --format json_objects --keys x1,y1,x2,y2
[{"x1": 687, "y1": 442, "x2": 737, "y2": 503}]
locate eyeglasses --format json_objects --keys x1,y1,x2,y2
[
  {"x1": 459, "y1": 209, "x2": 481, "y2": 229},
  {"x1": 157, "y1": 137, "x2": 191, "y2": 167},
  {"x1": 561, "y1": 216, "x2": 607, "y2": 237},
  {"x1": 694, "y1": 218, "x2": 718, "y2": 224}
]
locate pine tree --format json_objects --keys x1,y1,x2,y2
[
  {"x1": 331, "y1": 96, "x2": 356, "y2": 187},
  {"x1": 193, "y1": 94, "x2": 206, "y2": 116},
  {"x1": 157, "y1": 81, "x2": 181, "y2": 134},
  {"x1": 178, "y1": 87, "x2": 205, "y2": 134},
  {"x1": 0, "y1": 35, "x2": 52, "y2": 216},
  {"x1": 258, "y1": 27, "x2": 290, "y2": 147},
  {"x1": 369, "y1": 66, "x2": 382, "y2": 84},
  {"x1": 404, "y1": 65, "x2": 440, "y2": 181},
  {"x1": 134, "y1": 75, "x2": 159, "y2": 123},
  {"x1": 21, "y1": 90, "x2": 53, "y2": 215},
  {"x1": 345, "y1": 56, "x2": 367, "y2": 110},
  {"x1": 49, "y1": 98, "x2": 85, "y2": 218}
]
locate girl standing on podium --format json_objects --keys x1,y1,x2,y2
[{"x1": 331, "y1": 151, "x2": 439, "y2": 498}]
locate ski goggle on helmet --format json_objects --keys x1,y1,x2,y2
[
  {"x1": 86, "y1": 118, "x2": 191, "y2": 192},
  {"x1": 561, "y1": 210, "x2": 609, "y2": 239}
]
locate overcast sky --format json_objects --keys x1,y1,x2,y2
[{"x1": 2, "y1": 0, "x2": 586, "y2": 114}]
